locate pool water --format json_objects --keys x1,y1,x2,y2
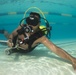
[{"x1": 0, "y1": 0, "x2": 76, "y2": 75}]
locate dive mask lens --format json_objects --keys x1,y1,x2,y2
[{"x1": 26, "y1": 16, "x2": 39, "y2": 26}]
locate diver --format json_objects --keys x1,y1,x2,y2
[
  {"x1": 0, "y1": 12, "x2": 76, "y2": 70},
  {"x1": 6, "y1": 12, "x2": 52, "y2": 53}
]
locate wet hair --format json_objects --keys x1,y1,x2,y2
[{"x1": 30, "y1": 12, "x2": 41, "y2": 20}]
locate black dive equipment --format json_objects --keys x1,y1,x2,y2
[
  {"x1": 23, "y1": 25, "x2": 33, "y2": 33},
  {"x1": 17, "y1": 25, "x2": 33, "y2": 34}
]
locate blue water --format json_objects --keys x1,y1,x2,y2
[{"x1": 0, "y1": 0, "x2": 76, "y2": 75}]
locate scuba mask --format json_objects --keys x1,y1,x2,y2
[{"x1": 26, "y1": 16, "x2": 40, "y2": 26}]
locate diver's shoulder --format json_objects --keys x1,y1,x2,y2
[{"x1": 37, "y1": 36, "x2": 48, "y2": 43}]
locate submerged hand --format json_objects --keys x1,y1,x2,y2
[
  {"x1": 7, "y1": 40, "x2": 13, "y2": 47},
  {"x1": 72, "y1": 58, "x2": 76, "y2": 70}
]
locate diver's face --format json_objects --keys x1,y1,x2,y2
[{"x1": 28, "y1": 23, "x2": 40, "y2": 31}]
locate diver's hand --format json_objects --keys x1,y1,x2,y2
[
  {"x1": 72, "y1": 58, "x2": 76, "y2": 70},
  {"x1": 7, "y1": 39, "x2": 13, "y2": 47}
]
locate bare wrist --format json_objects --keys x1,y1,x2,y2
[{"x1": 8, "y1": 38, "x2": 12, "y2": 43}]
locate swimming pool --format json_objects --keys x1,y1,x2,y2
[{"x1": 0, "y1": 0, "x2": 76, "y2": 75}]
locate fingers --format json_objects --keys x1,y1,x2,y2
[
  {"x1": 72, "y1": 58, "x2": 76, "y2": 70},
  {"x1": 7, "y1": 41, "x2": 13, "y2": 47}
]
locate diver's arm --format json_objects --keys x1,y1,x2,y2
[
  {"x1": 8, "y1": 24, "x2": 23, "y2": 39},
  {"x1": 7, "y1": 25, "x2": 22, "y2": 47},
  {"x1": 7, "y1": 32, "x2": 15, "y2": 46},
  {"x1": 41, "y1": 36, "x2": 74, "y2": 60},
  {"x1": 40, "y1": 36, "x2": 76, "y2": 70}
]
